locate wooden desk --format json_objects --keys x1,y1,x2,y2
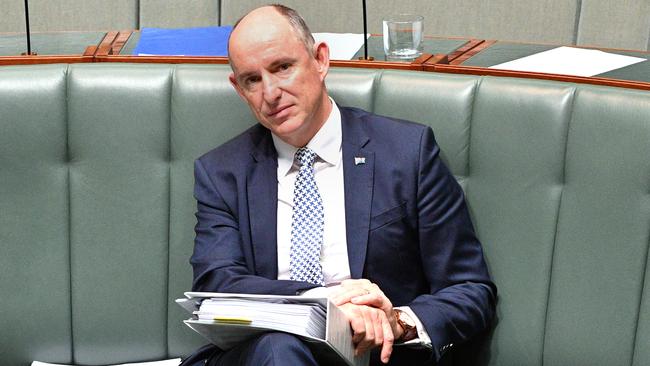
[
  {"x1": 2, "y1": 31, "x2": 649, "y2": 91},
  {"x1": 430, "y1": 40, "x2": 650, "y2": 91}
]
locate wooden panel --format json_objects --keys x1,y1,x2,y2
[
  {"x1": 449, "y1": 40, "x2": 496, "y2": 65},
  {"x1": 434, "y1": 64, "x2": 650, "y2": 91},
  {"x1": 95, "y1": 31, "x2": 118, "y2": 56},
  {"x1": 1, "y1": 47, "x2": 648, "y2": 91},
  {"x1": 447, "y1": 39, "x2": 486, "y2": 64},
  {"x1": 111, "y1": 31, "x2": 132, "y2": 55},
  {"x1": 0, "y1": 55, "x2": 92, "y2": 65}
]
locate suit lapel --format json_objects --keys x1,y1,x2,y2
[
  {"x1": 341, "y1": 108, "x2": 374, "y2": 279},
  {"x1": 247, "y1": 127, "x2": 279, "y2": 279}
]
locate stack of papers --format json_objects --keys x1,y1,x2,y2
[
  {"x1": 195, "y1": 297, "x2": 327, "y2": 339},
  {"x1": 177, "y1": 292, "x2": 369, "y2": 366}
]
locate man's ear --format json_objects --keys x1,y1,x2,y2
[
  {"x1": 313, "y1": 41, "x2": 330, "y2": 81},
  {"x1": 229, "y1": 72, "x2": 246, "y2": 100}
]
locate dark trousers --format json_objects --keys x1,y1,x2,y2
[
  {"x1": 208, "y1": 333, "x2": 318, "y2": 366},
  {"x1": 182, "y1": 332, "x2": 438, "y2": 366}
]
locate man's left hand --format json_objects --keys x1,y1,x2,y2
[{"x1": 331, "y1": 279, "x2": 404, "y2": 341}]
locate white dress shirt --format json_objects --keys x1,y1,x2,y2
[
  {"x1": 273, "y1": 101, "x2": 350, "y2": 285},
  {"x1": 271, "y1": 101, "x2": 431, "y2": 347}
]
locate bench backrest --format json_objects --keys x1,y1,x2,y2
[{"x1": 1, "y1": 63, "x2": 649, "y2": 366}]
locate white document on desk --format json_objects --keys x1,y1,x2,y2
[
  {"x1": 489, "y1": 46, "x2": 646, "y2": 77},
  {"x1": 313, "y1": 33, "x2": 370, "y2": 60}
]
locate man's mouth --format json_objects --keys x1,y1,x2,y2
[{"x1": 268, "y1": 105, "x2": 292, "y2": 118}]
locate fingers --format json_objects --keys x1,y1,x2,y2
[
  {"x1": 351, "y1": 291, "x2": 387, "y2": 309},
  {"x1": 333, "y1": 280, "x2": 396, "y2": 363},
  {"x1": 339, "y1": 303, "x2": 394, "y2": 362},
  {"x1": 331, "y1": 287, "x2": 372, "y2": 306},
  {"x1": 380, "y1": 311, "x2": 395, "y2": 363},
  {"x1": 340, "y1": 278, "x2": 372, "y2": 286},
  {"x1": 331, "y1": 280, "x2": 382, "y2": 306},
  {"x1": 350, "y1": 285, "x2": 393, "y2": 316},
  {"x1": 341, "y1": 284, "x2": 400, "y2": 345},
  {"x1": 353, "y1": 305, "x2": 372, "y2": 345},
  {"x1": 357, "y1": 306, "x2": 394, "y2": 363},
  {"x1": 330, "y1": 279, "x2": 370, "y2": 305}
]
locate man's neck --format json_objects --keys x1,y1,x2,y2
[{"x1": 287, "y1": 93, "x2": 333, "y2": 148}]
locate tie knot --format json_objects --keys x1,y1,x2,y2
[{"x1": 295, "y1": 147, "x2": 317, "y2": 167}]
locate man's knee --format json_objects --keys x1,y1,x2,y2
[
  {"x1": 208, "y1": 332, "x2": 317, "y2": 366},
  {"x1": 248, "y1": 332, "x2": 317, "y2": 365},
  {"x1": 256, "y1": 332, "x2": 303, "y2": 347}
]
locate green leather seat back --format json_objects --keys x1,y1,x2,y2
[
  {"x1": 1, "y1": 63, "x2": 649, "y2": 366},
  {"x1": 468, "y1": 78, "x2": 575, "y2": 366},
  {"x1": 67, "y1": 64, "x2": 172, "y2": 364},
  {"x1": 0, "y1": 64, "x2": 72, "y2": 365},
  {"x1": 167, "y1": 65, "x2": 255, "y2": 355},
  {"x1": 337, "y1": 71, "x2": 575, "y2": 366},
  {"x1": 543, "y1": 86, "x2": 650, "y2": 366}
]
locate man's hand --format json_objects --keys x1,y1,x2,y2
[
  {"x1": 331, "y1": 279, "x2": 405, "y2": 363},
  {"x1": 331, "y1": 279, "x2": 403, "y2": 338},
  {"x1": 336, "y1": 302, "x2": 394, "y2": 363}
]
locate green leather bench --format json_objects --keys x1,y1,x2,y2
[{"x1": 1, "y1": 63, "x2": 649, "y2": 366}]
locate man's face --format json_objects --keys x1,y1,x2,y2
[{"x1": 228, "y1": 8, "x2": 330, "y2": 147}]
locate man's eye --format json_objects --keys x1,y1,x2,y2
[
  {"x1": 245, "y1": 76, "x2": 261, "y2": 85},
  {"x1": 279, "y1": 63, "x2": 291, "y2": 71}
]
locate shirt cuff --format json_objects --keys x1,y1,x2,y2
[{"x1": 394, "y1": 306, "x2": 432, "y2": 348}]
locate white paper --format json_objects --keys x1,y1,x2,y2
[
  {"x1": 312, "y1": 33, "x2": 370, "y2": 60},
  {"x1": 195, "y1": 297, "x2": 327, "y2": 338},
  {"x1": 489, "y1": 46, "x2": 646, "y2": 77},
  {"x1": 180, "y1": 292, "x2": 368, "y2": 366},
  {"x1": 32, "y1": 359, "x2": 181, "y2": 366}
]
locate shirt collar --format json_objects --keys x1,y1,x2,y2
[{"x1": 273, "y1": 99, "x2": 342, "y2": 177}]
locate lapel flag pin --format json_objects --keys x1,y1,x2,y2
[{"x1": 354, "y1": 157, "x2": 366, "y2": 165}]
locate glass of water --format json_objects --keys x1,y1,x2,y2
[{"x1": 383, "y1": 14, "x2": 424, "y2": 61}]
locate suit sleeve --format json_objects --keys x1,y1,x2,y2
[
  {"x1": 190, "y1": 158, "x2": 318, "y2": 295},
  {"x1": 409, "y1": 126, "x2": 497, "y2": 360}
]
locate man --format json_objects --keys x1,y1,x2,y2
[{"x1": 185, "y1": 4, "x2": 496, "y2": 366}]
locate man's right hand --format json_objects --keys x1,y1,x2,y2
[{"x1": 337, "y1": 302, "x2": 394, "y2": 364}]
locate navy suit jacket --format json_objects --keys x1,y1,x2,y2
[{"x1": 190, "y1": 106, "x2": 496, "y2": 363}]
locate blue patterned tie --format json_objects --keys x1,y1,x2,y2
[{"x1": 289, "y1": 147, "x2": 324, "y2": 285}]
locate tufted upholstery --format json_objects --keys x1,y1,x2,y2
[{"x1": 1, "y1": 63, "x2": 649, "y2": 366}]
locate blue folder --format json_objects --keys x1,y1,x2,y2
[{"x1": 132, "y1": 26, "x2": 233, "y2": 56}]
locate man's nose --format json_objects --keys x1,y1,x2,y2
[{"x1": 262, "y1": 74, "x2": 282, "y2": 103}]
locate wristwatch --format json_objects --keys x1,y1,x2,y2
[{"x1": 394, "y1": 309, "x2": 418, "y2": 342}]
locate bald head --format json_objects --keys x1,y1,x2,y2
[
  {"x1": 228, "y1": 5, "x2": 315, "y2": 67},
  {"x1": 225, "y1": 4, "x2": 331, "y2": 147}
]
